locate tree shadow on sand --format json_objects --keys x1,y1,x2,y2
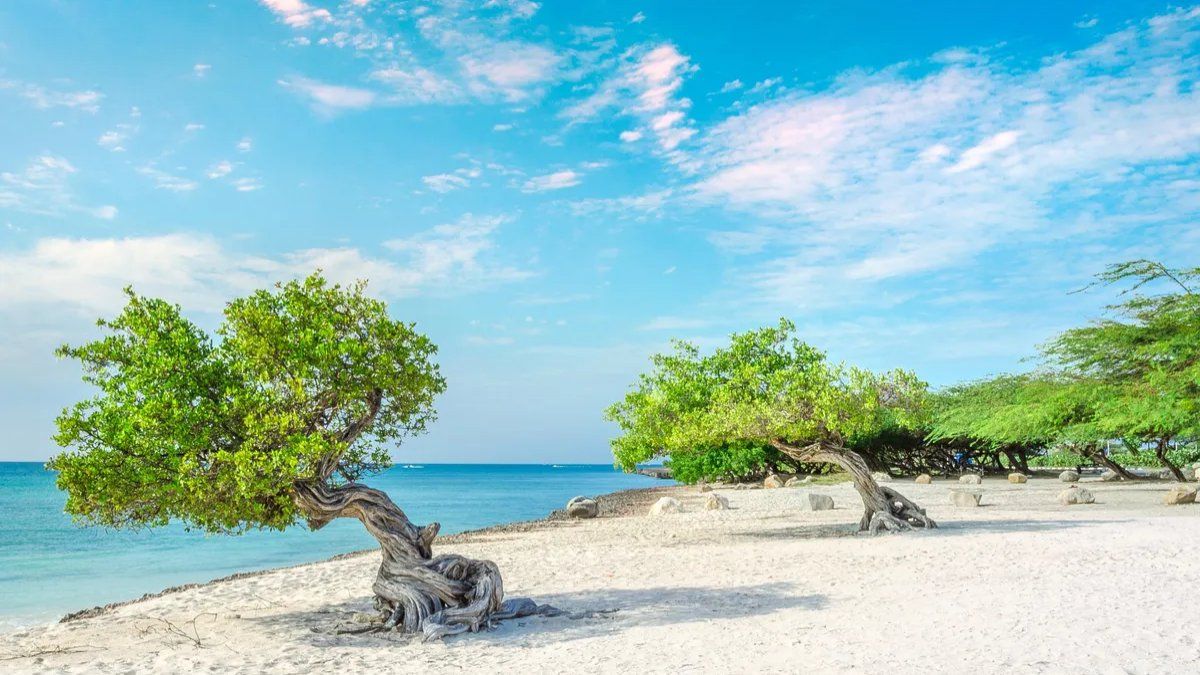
[
  {"x1": 729, "y1": 517, "x2": 1130, "y2": 542},
  {"x1": 256, "y1": 582, "x2": 826, "y2": 648}
]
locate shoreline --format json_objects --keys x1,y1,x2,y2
[
  {"x1": 54, "y1": 483, "x2": 682, "y2": 625},
  {"x1": 4, "y1": 477, "x2": 1199, "y2": 673}
]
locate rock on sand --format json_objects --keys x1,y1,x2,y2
[{"x1": 649, "y1": 497, "x2": 683, "y2": 516}]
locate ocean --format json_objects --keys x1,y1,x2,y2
[{"x1": 0, "y1": 462, "x2": 664, "y2": 632}]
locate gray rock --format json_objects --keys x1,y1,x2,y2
[
  {"x1": 799, "y1": 493, "x2": 835, "y2": 511},
  {"x1": 1059, "y1": 470, "x2": 1080, "y2": 483},
  {"x1": 566, "y1": 496, "x2": 598, "y2": 519},
  {"x1": 698, "y1": 483, "x2": 713, "y2": 493},
  {"x1": 914, "y1": 474, "x2": 933, "y2": 484},
  {"x1": 1163, "y1": 486, "x2": 1198, "y2": 505},
  {"x1": 1008, "y1": 473, "x2": 1028, "y2": 484},
  {"x1": 950, "y1": 490, "x2": 982, "y2": 507},
  {"x1": 959, "y1": 474, "x2": 982, "y2": 485},
  {"x1": 784, "y1": 476, "x2": 803, "y2": 488},
  {"x1": 763, "y1": 474, "x2": 785, "y2": 489},
  {"x1": 704, "y1": 493, "x2": 730, "y2": 511},
  {"x1": 648, "y1": 496, "x2": 683, "y2": 516},
  {"x1": 872, "y1": 471, "x2": 893, "y2": 483},
  {"x1": 1058, "y1": 486, "x2": 1096, "y2": 505},
  {"x1": 1101, "y1": 469, "x2": 1121, "y2": 482}
]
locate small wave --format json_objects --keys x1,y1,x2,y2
[{"x1": 402, "y1": 464, "x2": 424, "y2": 469}]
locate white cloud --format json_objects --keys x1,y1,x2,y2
[
  {"x1": 232, "y1": 177, "x2": 263, "y2": 192},
  {"x1": 236, "y1": 137, "x2": 254, "y2": 152},
  {"x1": 259, "y1": 0, "x2": 331, "y2": 28},
  {"x1": 282, "y1": 76, "x2": 377, "y2": 113},
  {"x1": 676, "y1": 7, "x2": 1200, "y2": 306},
  {"x1": 422, "y1": 173, "x2": 470, "y2": 193},
  {"x1": 747, "y1": 77, "x2": 782, "y2": 94},
  {"x1": 562, "y1": 43, "x2": 697, "y2": 159},
  {"x1": 945, "y1": 130, "x2": 1021, "y2": 173},
  {"x1": 630, "y1": 12, "x2": 646, "y2": 24},
  {"x1": 137, "y1": 165, "x2": 198, "y2": 192},
  {"x1": 493, "y1": 123, "x2": 514, "y2": 132},
  {"x1": 0, "y1": 217, "x2": 528, "y2": 318},
  {"x1": 370, "y1": 66, "x2": 462, "y2": 105},
  {"x1": 207, "y1": 160, "x2": 234, "y2": 179},
  {"x1": 0, "y1": 155, "x2": 114, "y2": 219},
  {"x1": 193, "y1": 63, "x2": 212, "y2": 77},
  {"x1": 1, "y1": 80, "x2": 103, "y2": 113},
  {"x1": 184, "y1": 122, "x2": 205, "y2": 132},
  {"x1": 522, "y1": 169, "x2": 581, "y2": 192},
  {"x1": 97, "y1": 129, "x2": 127, "y2": 151},
  {"x1": 719, "y1": 79, "x2": 743, "y2": 93},
  {"x1": 619, "y1": 130, "x2": 643, "y2": 142}
]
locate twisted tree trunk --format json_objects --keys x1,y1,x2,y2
[
  {"x1": 770, "y1": 440, "x2": 936, "y2": 534},
  {"x1": 1154, "y1": 437, "x2": 1187, "y2": 481},
  {"x1": 1082, "y1": 444, "x2": 1139, "y2": 480},
  {"x1": 293, "y1": 481, "x2": 554, "y2": 640}
]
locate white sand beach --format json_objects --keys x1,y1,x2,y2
[{"x1": 3, "y1": 477, "x2": 1198, "y2": 674}]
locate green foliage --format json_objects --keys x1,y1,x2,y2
[
  {"x1": 929, "y1": 260, "x2": 1200, "y2": 470},
  {"x1": 1028, "y1": 446, "x2": 1200, "y2": 469},
  {"x1": 606, "y1": 319, "x2": 928, "y2": 482},
  {"x1": 49, "y1": 274, "x2": 445, "y2": 534},
  {"x1": 1042, "y1": 260, "x2": 1200, "y2": 446},
  {"x1": 662, "y1": 442, "x2": 786, "y2": 484}
]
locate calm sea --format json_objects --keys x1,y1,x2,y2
[{"x1": 0, "y1": 462, "x2": 664, "y2": 632}]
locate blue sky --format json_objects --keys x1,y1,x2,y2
[{"x1": 1, "y1": 1, "x2": 1198, "y2": 462}]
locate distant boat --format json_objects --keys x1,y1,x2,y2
[
  {"x1": 551, "y1": 464, "x2": 565, "y2": 468},
  {"x1": 402, "y1": 464, "x2": 424, "y2": 469}
]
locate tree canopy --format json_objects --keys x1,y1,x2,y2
[
  {"x1": 929, "y1": 260, "x2": 1200, "y2": 478},
  {"x1": 606, "y1": 319, "x2": 927, "y2": 474},
  {"x1": 607, "y1": 319, "x2": 936, "y2": 532},
  {"x1": 49, "y1": 274, "x2": 446, "y2": 534}
]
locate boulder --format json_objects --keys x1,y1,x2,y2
[
  {"x1": 1058, "y1": 486, "x2": 1096, "y2": 505},
  {"x1": 1100, "y1": 469, "x2": 1121, "y2": 482},
  {"x1": 959, "y1": 474, "x2": 982, "y2": 485},
  {"x1": 648, "y1": 497, "x2": 683, "y2": 516},
  {"x1": 1163, "y1": 486, "x2": 1198, "y2": 506},
  {"x1": 784, "y1": 476, "x2": 803, "y2": 487},
  {"x1": 704, "y1": 493, "x2": 730, "y2": 511},
  {"x1": 914, "y1": 474, "x2": 933, "y2": 484},
  {"x1": 1008, "y1": 473, "x2": 1028, "y2": 484},
  {"x1": 1184, "y1": 467, "x2": 1197, "y2": 481},
  {"x1": 565, "y1": 496, "x2": 598, "y2": 519},
  {"x1": 1059, "y1": 470, "x2": 1080, "y2": 483},
  {"x1": 950, "y1": 490, "x2": 982, "y2": 507},
  {"x1": 872, "y1": 471, "x2": 893, "y2": 483},
  {"x1": 763, "y1": 474, "x2": 785, "y2": 489},
  {"x1": 800, "y1": 493, "x2": 835, "y2": 511},
  {"x1": 698, "y1": 483, "x2": 713, "y2": 493}
]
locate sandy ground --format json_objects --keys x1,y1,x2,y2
[{"x1": 2, "y1": 476, "x2": 1199, "y2": 674}]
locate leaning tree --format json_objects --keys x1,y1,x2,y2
[
  {"x1": 606, "y1": 319, "x2": 936, "y2": 533},
  {"x1": 49, "y1": 274, "x2": 543, "y2": 639}
]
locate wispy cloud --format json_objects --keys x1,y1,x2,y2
[
  {"x1": 652, "y1": 7, "x2": 1200, "y2": 307},
  {"x1": 0, "y1": 80, "x2": 103, "y2": 112},
  {"x1": 0, "y1": 155, "x2": 116, "y2": 220},
  {"x1": 281, "y1": 76, "x2": 377, "y2": 113},
  {"x1": 522, "y1": 169, "x2": 581, "y2": 192},
  {"x1": 259, "y1": 0, "x2": 331, "y2": 28},
  {"x1": 137, "y1": 164, "x2": 199, "y2": 192},
  {"x1": 0, "y1": 215, "x2": 530, "y2": 317}
]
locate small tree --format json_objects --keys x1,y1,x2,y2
[
  {"x1": 606, "y1": 320, "x2": 935, "y2": 533},
  {"x1": 50, "y1": 275, "x2": 523, "y2": 638}
]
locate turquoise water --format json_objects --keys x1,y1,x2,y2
[{"x1": 0, "y1": 462, "x2": 663, "y2": 631}]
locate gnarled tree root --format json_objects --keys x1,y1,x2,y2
[
  {"x1": 863, "y1": 486, "x2": 937, "y2": 533},
  {"x1": 293, "y1": 480, "x2": 559, "y2": 640}
]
